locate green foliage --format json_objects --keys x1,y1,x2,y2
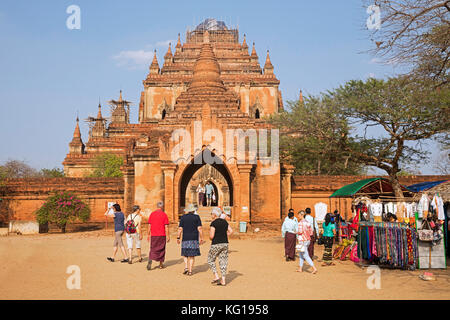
[
  {"x1": 88, "y1": 153, "x2": 123, "y2": 178},
  {"x1": 40, "y1": 167, "x2": 65, "y2": 178},
  {"x1": 331, "y1": 76, "x2": 449, "y2": 197},
  {"x1": 333, "y1": 77, "x2": 449, "y2": 172},
  {"x1": 35, "y1": 191, "x2": 90, "y2": 232},
  {"x1": 269, "y1": 95, "x2": 364, "y2": 175},
  {"x1": 0, "y1": 167, "x2": 6, "y2": 187}
]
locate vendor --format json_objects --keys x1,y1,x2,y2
[{"x1": 387, "y1": 213, "x2": 398, "y2": 222}]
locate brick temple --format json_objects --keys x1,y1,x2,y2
[
  {"x1": 1, "y1": 19, "x2": 448, "y2": 227},
  {"x1": 62, "y1": 19, "x2": 291, "y2": 223}
]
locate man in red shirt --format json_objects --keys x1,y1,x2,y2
[{"x1": 147, "y1": 201, "x2": 170, "y2": 270}]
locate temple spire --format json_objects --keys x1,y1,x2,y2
[
  {"x1": 97, "y1": 102, "x2": 103, "y2": 118},
  {"x1": 204, "y1": 30, "x2": 210, "y2": 43},
  {"x1": 73, "y1": 116, "x2": 81, "y2": 138},
  {"x1": 299, "y1": 90, "x2": 303, "y2": 104},
  {"x1": 176, "y1": 33, "x2": 182, "y2": 48},
  {"x1": 251, "y1": 42, "x2": 259, "y2": 64},
  {"x1": 242, "y1": 34, "x2": 248, "y2": 50},
  {"x1": 188, "y1": 33, "x2": 225, "y2": 93},
  {"x1": 264, "y1": 50, "x2": 274, "y2": 74},
  {"x1": 149, "y1": 50, "x2": 160, "y2": 74},
  {"x1": 164, "y1": 43, "x2": 173, "y2": 65},
  {"x1": 69, "y1": 116, "x2": 84, "y2": 154}
]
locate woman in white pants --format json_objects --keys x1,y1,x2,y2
[{"x1": 296, "y1": 211, "x2": 317, "y2": 274}]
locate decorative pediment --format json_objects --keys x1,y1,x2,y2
[
  {"x1": 158, "y1": 98, "x2": 172, "y2": 118},
  {"x1": 249, "y1": 95, "x2": 263, "y2": 118}
]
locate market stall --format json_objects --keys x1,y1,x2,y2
[
  {"x1": 408, "y1": 180, "x2": 449, "y2": 269},
  {"x1": 329, "y1": 178, "x2": 420, "y2": 270}
]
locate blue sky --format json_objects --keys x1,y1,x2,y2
[{"x1": 0, "y1": 0, "x2": 442, "y2": 174}]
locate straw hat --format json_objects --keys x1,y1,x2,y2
[{"x1": 184, "y1": 203, "x2": 197, "y2": 213}]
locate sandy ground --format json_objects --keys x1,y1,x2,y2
[{"x1": 0, "y1": 227, "x2": 449, "y2": 300}]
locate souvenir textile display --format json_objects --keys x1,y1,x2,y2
[{"x1": 357, "y1": 221, "x2": 419, "y2": 270}]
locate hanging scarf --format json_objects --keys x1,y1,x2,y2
[
  {"x1": 406, "y1": 228, "x2": 414, "y2": 266},
  {"x1": 371, "y1": 226, "x2": 377, "y2": 257}
]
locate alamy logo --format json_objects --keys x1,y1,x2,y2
[
  {"x1": 366, "y1": 5, "x2": 381, "y2": 30},
  {"x1": 170, "y1": 121, "x2": 279, "y2": 175},
  {"x1": 366, "y1": 265, "x2": 381, "y2": 289},
  {"x1": 66, "y1": 5, "x2": 81, "y2": 30},
  {"x1": 66, "y1": 265, "x2": 81, "y2": 290}
]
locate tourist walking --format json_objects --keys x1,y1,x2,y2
[
  {"x1": 220, "y1": 208, "x2": 231, "y2": 221},
  {"x1": 208, "y1": 207, "x2": 233, "y2": 286},
  {"x1": 105, "y1": 203, "x2": 129, "y2": 263},
  {"x1": 281, "y1": 211, "x2": 298, "y2": 261},
  {"x1": 177, "y1": 203, "x2": 204, "y2": 276},
  {"x1": 296, "y1": 211, "x2": 317, "y2": 274},
  {"x1": 125, "y1": 205, "x2": 143, "y2": 264},
  {"x1": 205, "y1": 181, "x2": 214, "y2": 207},
  {"x1": 196, "y1": 183, "x2": 205, "y2": 207},
  {"x1": 147, "y1": 201, "x2": 170, "y2": 270},
  {"x1": 304, "y1": 207, "x2": 319, "y2": 259},
  {"x1": 287, "y1": 208, "x2": 298, "y2": 223},
  {"x1": 322, "y1": 213, "x2": 336, "y2": 266}
]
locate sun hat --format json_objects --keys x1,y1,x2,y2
[
  {"x1": 184, "y1": 203, "x2": 197, "y2": 213},
  {"x1": 211, "y1": 207, "x2": 222, "y2": 217}
]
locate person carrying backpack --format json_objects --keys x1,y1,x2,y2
[{"x1": 125, "y1": 205, "x2": 143, "y2": 264}]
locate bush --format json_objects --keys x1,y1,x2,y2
[
  {"x1": 35, "y1": 191, "x2": 90, "y2": 233},
  {"x1": 88, "y1": 153, "x2": 123, "y2": 177}
]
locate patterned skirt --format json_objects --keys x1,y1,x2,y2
[
  {"x1": 181, "y1": 240, "x2": 201, "y2": 257},
  {"x1": 323, "y1": 236, "x2": 334, "y2": 262}
]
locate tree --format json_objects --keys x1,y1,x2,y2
[
  {"x1": 0, "y1": 160, "x2": 39, "y2": 178},
  {"x1": 35, "y1": 191, "x2": 90, "y2": 233},
  {"x1": 332, "y1": 76, "x2": 450, "y2": 198},
  {"x1": 40, "y1": 167, "x2": 65, "y2": 178},
  {"x1": 365, "y1": 0, "x2": 450, "y2": 85},
  {"x1": 269, "y1": 95, "x2": 365, "y2": 175},
  {"x1": 434, "y1": 141, "x2": 450, "y2": 174},
  {"x1": 88, "y1": 153, "x2": 123, "y2": 178}
]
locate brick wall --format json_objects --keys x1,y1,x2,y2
[
  {"x1": 0, "y1": 178, "x2": 124, "y2": 225},
  {"x1": 1, "y1": 175, "x2": 448, "y2": 226}
]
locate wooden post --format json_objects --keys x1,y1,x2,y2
[
  {"x1": 105, "y1": 201, "x2": 108, "y2": 230},
  {"x1": 429, "y1": 242, "x2": 432, "y2": 270}
]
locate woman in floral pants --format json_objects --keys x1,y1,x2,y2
[{"x1": 208, "y1": 208, "x2": 233, "y2": 286}]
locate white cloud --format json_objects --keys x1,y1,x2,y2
[
  {"x1": 369, "y1": 57, "x2": 382, "y2": 64},
  {"x1": 155, "y1": 39, "x2": 176, "y2": 47},
  {"x1": 367, "y1": 72, "x2": 376, "y2": 78},
  {"x1": 112, "y1": 49, "x2": 154, "y2": 70},
  {"x1": 113, "y1": 39, "x2": 176, "y2": 70}
]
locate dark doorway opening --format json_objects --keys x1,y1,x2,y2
[{"x1": 179, "y1": 150, "x2": 233, "y2": 208}]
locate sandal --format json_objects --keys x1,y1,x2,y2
[
  {"x1": 138, "y1": 258, "x2": 143, "y2": 263},
  {"x1": 107, "y1": 257, "x2": 114, "y2": 262},
  {"x1": 121, "y1": 259, "x2": 129, "y2": 263},
  {"x1": 216, "y1": 282, "x2": 226, "y2": 286},
  {"x1": 159, "y1": 264, "x2": 165, "y2": 269},
  {"x1": 187, "y1": 271, "x2": 193, "y2": 276},
  {"x1": 211, "y1": 278, "x2": 220, "y2": 284},
  {"x1": 183, "y1": 268, "x2": 189, "y2": 275}
]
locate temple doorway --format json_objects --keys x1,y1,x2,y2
[{"x1": 179, "y1": 150, "x2": 233, "y2": 210}]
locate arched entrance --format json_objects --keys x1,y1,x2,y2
[{"x1": 179, "y1": 150, "x2": 233, "y2": 209}]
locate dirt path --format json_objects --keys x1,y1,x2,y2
[{"x1": 0, "y1": 230, "x2": 449, "y2": 300}]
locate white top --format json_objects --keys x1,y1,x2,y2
[
  {"x1": 431, "y1": 195, "x2": 445, "y2": 220},
  {"x1": 314, "y1": 202, "x2": 328, "y2": 222},
  {"x1": 369, "y1": 202, "x2": 383, "y2": 217},
  {"x1": 196, "y1": 185, "x2": 205, "y2": 193},
  {"x1": 417, "y1": 194, "x2": 429, "y2": 218}
]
